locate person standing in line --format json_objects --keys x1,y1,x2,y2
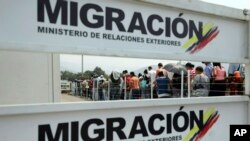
[
  {"x1": 210, "y1": 62, "x2": 227, "y2": 96},
  {"x1": 155, "y1": 63, "x2": 164, "y2": 78},
  {"x1": 155, "y1": 62, "x2": 169, "y2": 96},
  {"x1": 81, "y1": 79, "x2": 88, "y2": 97},
  {"x1": 185, "y1": 62, "x2": 196, "y2": 80},
  {"x1": 97, "y1": 75, "x2": 105, "y2": 100},
  {"x1": 92, "y1": 74, "x2": 99, "y2": 101},
  {"x1": 185, "y1": 62, "x2": 196, "y2": 96},
  {"x1": 228, "y1": 63, "x2": 241, "y2": 77},
  {"x1": 121, "y1": 70, "x2": 131, "y2": 100},
  {"x1": 88, "y1": 78, "x2": 93, "y2": 100},
  {"x1": 192, "y1": 66, "x2": 210, "y2": 97},
  {"x1": 156, "y1": 71, "x2": 171, "y2": 98},
  {"x1": 228, "y1": 63, "x2": 244, "y2": 95},
  {"x1": 148, "y1": 66, "x2": 157, "y2": 98},
  {"x1": 140, "y1": 69, "x2": 150, "y2": 99},
  {"x1": 129, "y1": 72, "x2": 140, "y2": 99},
  {"x1": 202, "y1": 62, "x2": 213, "y2": 79},
  {"x1": 202, "y1": 62, "x2": 213, "y2": 95},
  {"x1": 148, "y1": 66, "x2": 156, "y2": 83},
  {"x1": 109, "y1": 71, "x2": 121, "y2": 100}
]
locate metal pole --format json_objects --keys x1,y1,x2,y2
[
  {"x1": 124, "y1": 77, "x2": 127, "y2": 100},
  {"x1": 188, "y1": 70, "x2": 191, "y2": 98},
  {"x1": 150, "y1": 73, "x2": 153, "y2": 99},
  {"x1": 108, "y1": 79, "x2": 110, "y2": 101},
  {"x1": 151, "y1": 80, "x2": 153, "y2": 99},
  {"x1": 181, "y1": 70, "x2": 184, "y2": 98},
  {"x1": 97, "y1": 79, "x2": 99, "y2": 101},
  {"x1": 92, "y1": 79, "x2": 95, "y2": 101}
]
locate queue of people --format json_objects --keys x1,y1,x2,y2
[
  {"x1": 190, "y1": 62, "x2": 245, "y2": 97},
  {"x1": 68, "y1": 62, "x2": 245, "y2": 101}
]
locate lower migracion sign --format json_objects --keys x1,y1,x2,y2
[
  {"x1": 0, "y1": 100, "x2": 248, "y2": 141},
  {"x1": 38, "y1": 106, "x2": 219, "y2": 141}
]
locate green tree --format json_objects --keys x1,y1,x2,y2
[
  {"x1": 83, "y1": 70, "x2": 94, "y2": 79},
  {"x1": 92, "y1": 66, "x2": 109, "y2": 79},
  {"x1": 60, "y1": 67, "x2": 109, "y2": 81},
  {"x1": 75, "y1": 72, "x2": 84, "y2": 80},
  {"x1": 93, "y1": 66, "x2": 105, "y2": 76},
  {"x1": 61, "y1": 70, "x2": 77, "y2": 81}
]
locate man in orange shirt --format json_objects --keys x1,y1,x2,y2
[
  {"x1": 130, "y1": 72, "x2": 140, "y2": 99},
  {"x1": 121, "y1": 70, "x2": 131, "y2": 99}
]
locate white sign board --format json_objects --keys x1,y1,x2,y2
[
  {"x1": 0, "y1": 0, "x2": 248, "y2": 62},
  {"x1": 0, "y1": 98, "x2": 248, "y2": 141}
]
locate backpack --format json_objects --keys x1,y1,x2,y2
[
  {"x1": 172, "y1": 74, "x2": 182, "y2": 89},
  {"x1": 110, "y1": 72, "x2": 121, "y2": 85},
  {"x1": 140, "y1": 80, "x2": 147, "y2": 89},
  {"x1": 234, "y1": 71, "x2": 241, "y2": 82}
]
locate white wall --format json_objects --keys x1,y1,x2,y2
[{"x1": 0, "y1": 50, "x2": 60, "y2": 105}]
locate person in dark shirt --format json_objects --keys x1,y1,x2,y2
[{"x1": 156, "y1": 71, "x2": 170, "y2": 98}]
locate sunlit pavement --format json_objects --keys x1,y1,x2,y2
[{"x1": 61, "y1": 93, "x2": 90, "y2": 102}]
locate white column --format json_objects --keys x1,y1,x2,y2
[
  {"x1": 81, "y1": 54, "x2": 84, "y2": 77},
  {"x1": 247, "y1": 21, "x2": 250, "y2": 124},
  {"x1": 246, "y1": 21, "x2": 250, "y2": 96},
  {"x1": 52, "y1": 53, "x2": 61, "y2": 103}
]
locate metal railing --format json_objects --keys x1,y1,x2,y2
[{"x1": 68, "y1": 72, "x2": 246, "y2": 101}]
